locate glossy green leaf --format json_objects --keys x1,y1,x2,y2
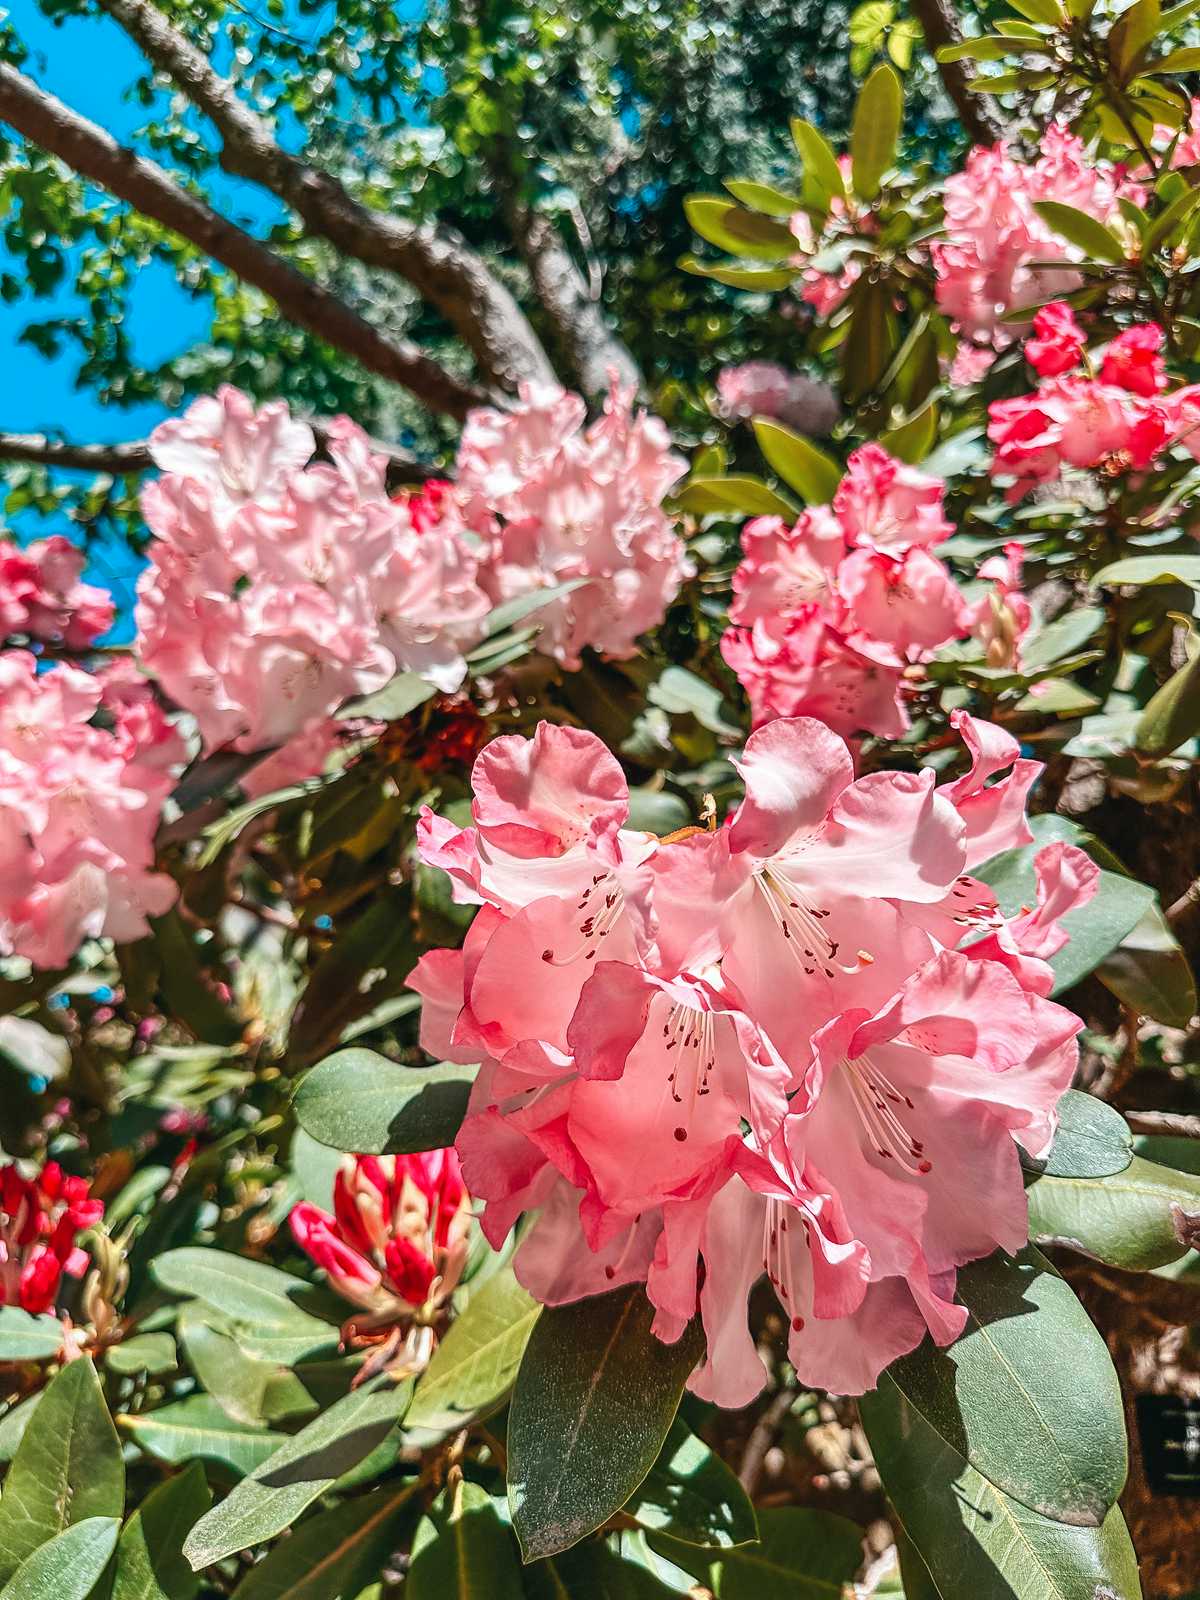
[
  {"x1": 789, "y1": 119, "x2": 847, "y2": 210},
  {"x1": 647, "y1": 666, "x2": 741, "y2": 737},
  {"x1": 105, "y1": 1332, "x2": 179, "y2": 1378},
  {"x1": 861, "y1": 1373, "x2": 1141, "y2": 1599},
  {"x1": 1135, "y1": 645, "x2": 1200, "y2": 756},
  {"x1": 975, "y1": 820, "x2": 1156, "y2": 994},
  {"x1": 936, "y1": 35, "x2": 1024, "y2": 60},
  {"x1": 627, "y1": 1419, "x2": 758, "y2": 1550},
  {"x1": 408, "y1": 1268, "x2": 540, "y2": 1432},
  {"x1": 879, "y1": 402, "x2": 938, "y2": 464},
  {"x1": 1094, "y1": 553, "x2": 1200, "y2": 586},
  {"x1": 408, "y1": 1481, "x2": 524, "y2": 1599},
  {"x1": 0, "y1": 1357, "x2": 125, "y2": 1584},
  {"x1": 183, "y1": 1385, "x2": 408, "y2": 1568},
  {"x1": 1032, "y1": 201, "x2": 1126, "y2": 262},
  {"x1": 231, "y1": 1486, "x2": 418, "y2": 1599},
  {"x1": 722, "y1": 179, "x2": 802, "y2": 217},
  {"x1": 339, "y1": 671, "x2": 435, "y2": 723},
  {"x1": 1142, "y1": 183, "x2": 1200, "y2": 252},
  {"x1": 508, "y1": 1284, "x2": 706, "y2": 1561},
  {"x1": 684, "y1": 198, "x2": 795, "y2": 259},
  {"x1": 1027, "y1": 1153, "x2": 1200, "y2": 1270},
  {"x1": 1096, "y1": 902, "x2": 1197, "y2": 1027},
  {"x1": 886, "y1": 1248, "x2": 1126, "y2": 1526},
  {"x1": 751, "y1": 419, "x2": 841, "y2": 503},
  {"x1": 648, "y1": 1506, "x2": 864, "y2": 1598},
  {"x1": 1110, "y1": 0, "x2": 1160, "y2": 78},
  {"x1": 0, "y1": 1517, "x2": 120, "y2": 1600},
  {"x1": 0, "y1": 1306, "x2": 66, "y2": 1361},
  {"x1": 678, "y1": 256, "x2": 797, "y2": 290},
  {"x1": 153, "y1": 1248, "x2": 333, "y2": 1346},
  {"x1": 294, "y1": 1050, "x2": 478, "y2": 1156},
  {"x1": 851, "y1": 63, "x2": 902, "y2": 199},
  {"x1": 178, "y1": 1305, "x2": 318, "y2": 1427},
  {"x1": 546, "y1": 1538, "x2": 685, "y2": 1598},
  {"x1": 675, "y1": 475, "x2": 797, "y2": 519},
  {"x1": 112, "y1": 1463, "x2": 212, "y2": 1600},
  {"x1": 1008, "y1": 0, "x2": 1063, "y2": 21},
  {"x1": 1021, "y1": 1089, "x2": 1133, "y2": 1179},
  {"x1": 120, "y1": 1397, "x2": 288, "y2": 1479},
  {"x1": 1020, "y1": 606, "x2": 1106, "y2": 670}
]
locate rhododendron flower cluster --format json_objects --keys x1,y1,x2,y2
[
  {"x1": 716, "y1": 362, "x2": 839, "y2": 435},
  {"x1": 453, "y1": 379, "x2": 690, "y2": 668},
  {"x1": 0, "y1": 535, "x2": 114, "y2": 648},
  {"x1": 291, "y1": 1149, "x2": 471, "y2": 1371},
  {"x1": 0, "y1": 653, "x2": 180, "y2": 967},
  {"x1": 408, "y1": 716, "x2": 1089, "y2": 1402},
  {"x1": 136, "y1": 388, "x2": 491, "y2": 767},
  {"x1": 0, "y1": 1160, "x2": 103, "y2": 1315},
  {"x1": 934, "y1": 124, "x2": 1138, "y2": 364},
  {"x1": 988, "y1": 309, "x2": 1182, "y2": 498},
  {"x1": 719, "y1": 444, "x2": 968, "y2": 736}
]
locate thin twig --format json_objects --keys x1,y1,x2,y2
[{"x1": 1124, "y1": 1110, "x2": 1200, "y2": 1141}]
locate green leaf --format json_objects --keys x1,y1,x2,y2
[
  {"x1": 1032, "y1": 201, "x2": 1126, "y2": 262},
  {"x1": 120, "y1": 1397, "x2": 288, "y2": 1479},
  {"x1": 751, "y1": 419, "x2": 841, "y2": 503},
  {"x1": 936, "y1": 35, "x2": 1025, "y2": 60},
  {"x1": 0, "y1": 1517, "x2": 120, "y2": 1600},
  {"x1": 1027, "y1": 1153, "x2": 1200, "y2": 1270},
  {"x1": 647, "y1": 667, "x2": 741, "y2": 738},
  {"x1": 851, "y1": 64, "x2": 903, "y2": 200},
  {"x1": 861, "y1": 1373, "x2": 1141, "y2": 1600},
  {"x1": 789, "y1": 120, "x2": 847, "y2": 211},
  {"x1": 675, "y1": 476, "x2": 797, "y2": 519},
  {"x1": 153, "y1": 1248, "x2": 325, "y2": 1329},
  {"x1": 477, "y1": 579, "x2": 590, "y2": 642},
  {"x1": 338, "y1": 672, "x2": 435, "y2": 723},
  {"x1": 508, "y1": 1284, "x2": 706, "y2": 1561},
  {"x1": 648, "y1": 1506, "x2": 864, "y2": 1598},
  {"x1": 1135, "y1": 644, "x2": 1200, "y2": 755},
  {"x1": 1020, "y1": 606, "x2": 1106, "y2": 669},
  {"x1": 1021, "y1": 1089, "x2": 1133, "y2": 1179},
  {"x1": 678, "y1": 256, "x2": 797, "y2": 290},
  {"x1": 974, "y1": 822, "x2": 1156, "y2": 994},
  {"x1": 886, "y1": 1247, "x2": 1126, "y2": 1527},
  {"x1": 294, "y1": 1050, "x2": 477, "y2": 1157},
  {"x1": 684, "y1": 198, "x2": 796, "y2": 260},
  {"x1": 408, "y1": 1481, "x2": 524, "y2": 1599},
  {"x1": 231, "y1": 1486, "x2": 418, "y2": 1600},
  {"x1": 1141, "y1": 182, "x2": 1200, "y2": 253},
  {"x1": 289, "y1": 890, "x2": 418, "y2": 1065},
  {"x1": 112, "y1": 1463, "x2": 212, "y2": 1600},
  {"x1": 722, "y1": 179, "x2": 802, "y2": 217},
  {"x1": 178, "y1": 1305, "x2": 318, "y2": 1428},
  {"x1": 547, "y1": 1538, "x2": 686, "y2": 1598},
  {"x1": 183, "y1": 1385, "x2": 408, "y2": 1568},
  {"x1": 0, "y1": 1357, "x2": 125, "y2": 1584},
  {"x1": 1095, "y1": 553, "x2": 1200, "y2": 585},
  {"x1": 105, "y1": 1332, "x2": 179, "y2": 1378},
  {"x1": 408, "y1": 1267, "x2": 540, "y2": 1432},
  {"x1": 0, "y1": 1306, "x2": 66, "y2": 1361},
  {"x1": 1110, "y1": 0, "x2": 1161, "y2": 79},
  {"x1": 1095, "y1": 902, "x2": 1198, "y2": 1027},
  {"x1": 1008, "y1": 0, "x2": 1063, "y2": 21},
  {"x1": 879, "y1": 402, "x2": 938, "y2": 464},
  {"x1": 627, "y1": 1419, "x2": 758, "y2": 1550}
]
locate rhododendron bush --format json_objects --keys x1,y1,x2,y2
[{"x1": 8, "y1": 6, "x2": 1200, "y2": 1600}]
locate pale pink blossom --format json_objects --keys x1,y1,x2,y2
[
  {"x1": 968, "y1": 542, "x2": 1033, "y2": 670},
  {"x1": 456, "y1": 379, "x2": 690, "y2": 669},
  {"x1": 716, "y1": 362, "x2": 839, "y2": 434},
  {"x1": 833, "y1": 444, "x2": 953, "y2": 554},
  {"x1": 729, "y1": 509, "x2": 846, "y2": 631},
  {"x1": 721, "y1": 615, "x2": 909, "y2": 739}
]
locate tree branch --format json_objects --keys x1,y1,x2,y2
[
  {"x1": 0, "y1": 63, "x2": 486, "y2": 420},
  {"x1": 489, "y1": 161, "x2": 641, "y2": 398},
  {"x1": 908, "y1": 0, "x2": 1006, "y2": 146},
  {"x1": 0, "y1": 422, "x2": 436, "y2": 487},
  {"x1": 97, "y1": 0, "x2": 557, "y2": 395}
]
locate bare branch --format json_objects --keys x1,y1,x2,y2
[
  {"x1": 0, "y1": 63, "x2": 486, "y2": 420},
  {"x1": 491, "y1": 165, "x2": 641, "y2": 397},
  {"x1": 1124, "y1": 1110, "x2": 1200, "y2": 1141},
  {"x1": 0, "y1": 421, "x2": 437, "y2": 487},
  {"x1": 908, "y1": 0, "x2": 1006, "y2": 146},
  {"x1": 97, "y1": 0, "x2": 557, "y2": 395}
]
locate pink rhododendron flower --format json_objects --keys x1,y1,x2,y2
[
  {"x1": 136, "y1": 388, "x2": 490, "y2": 764},
  {"x1": 729, "y1": 510, "x2": 846, "y2": 630},
  {"x1": 716, "y1": 362, "x2": 839, "y2": 435},
  {"x1": 721, "y1": 615, "x2": 909, "y2": 738},
  {"x1": 1026, "y1": 302, "x2": 1086, "y2": 378},
  {"x1": 290, "y1": 1150, "x2": 471, "y2": 1373},
  {"x1": 934, "y1": 125, "x2": 1135, "y2": 349},
  {"x1": 834, "y1": 444, "x2": 953, "y2": 554},
  {"x1": 0, "y1": 536, "x2": 114, "y2": 648},
  {"x1": 989, "y1": 375, "x2": 1170, "y2": 499},
  {"x1": 409, "y1": 714, "x2": 1083, "y2": 1404},
  {"x1": 455, "y1": 379, "x2": 691, "y2": 669},
  {"x1": 1101, "y1": 324, "x2": 1167, "y2": 397},
  {"x1": 0, "y1": 1160, "x2": 103, "y2": 1315},
  {"x1": 0, "y1": 652, "x2": 179, "y2": 967}
]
